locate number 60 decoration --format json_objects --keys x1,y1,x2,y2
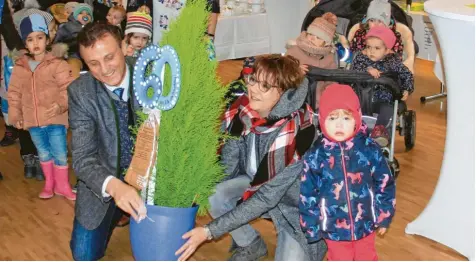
[{"x1": 133, "y1": 44, "x2": 181, "y2": 110}]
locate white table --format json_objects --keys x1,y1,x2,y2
[
  {"x1": 214, "y1": 13, "x2": 271, "y2": 61},
  {"x1": 263, "y1": 0, "x2": 314, "y2": 54},
  {"x1": 405, "y1": 0, "x2": 475, "y2": 260},
  {"x1": 214, "y1": 0, "x2": 313, "y2": 61}
]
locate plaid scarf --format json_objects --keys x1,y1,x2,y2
[{"x1": 223, "y1": 95, "x2": 314, "y2": 200}]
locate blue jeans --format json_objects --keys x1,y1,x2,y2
[
  {"x1": 70, "y1": 201, "x2": 124, "y2": 261},
  {"x1": 209, "y1": 176, "x2": 310, "y2": 260},
  {"x1": 209, "y1": 176, "x2": 258, "y2": 247},
  {"x1": 29, "y1": 125, "x2": 68, "y2": 166}
]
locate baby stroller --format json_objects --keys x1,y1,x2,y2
[{"x1": 306, "y1": 66, "x2": 416, "y2": 178}]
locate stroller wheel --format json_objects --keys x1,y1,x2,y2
[
  {"x1": 389, "y1": 158, "x2": 400, "y2": 179},
  {"x1": 404, "y1": 110, "x2": 416, "y2": 151}
]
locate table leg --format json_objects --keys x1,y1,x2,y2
[{"x1": 420, "y1": 82, "x2": 447, "y2": 102}]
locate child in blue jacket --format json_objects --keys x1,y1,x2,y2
[{"x1": 299, "y1": 83, "x2": 396, "y2": 260}]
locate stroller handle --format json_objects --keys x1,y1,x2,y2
[{"x1": 306, "y1": 66, "x2": 402, "y2": 100}]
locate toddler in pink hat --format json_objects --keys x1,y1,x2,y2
[{"x1": 350, "y1": 25, "x2": 414, "y2": 148}]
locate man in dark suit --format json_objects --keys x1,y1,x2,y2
[{"x1": 68, "y1": 22, "x2": 142, "y2": 261}]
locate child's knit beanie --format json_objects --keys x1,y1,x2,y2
[
  {"x1": 15, "y1": 9, "x2": 54, "y2": 31},
  {"x1": 19, "y1": 13, "x2": 49, "y2": 42},
  {"x1": 319, "y1": 83, "x2": 362, "y2": 142},
  {"x1": 366, "y1": 0, "x2": 391, "y2": 26},
  {"x1": 65, "y1": 2, "x2": 79, "y2": 12},
  {"x1": 306, "y1": 12, "x2": 338, "y2": 44},
  {"x1": 125, "y1": 12, "x2": 153, "y2": 38},
  {"x1": 73, "y1": 3, "x2": 94, "y2": 22},
  {"x1": 13, "y1": 0, "x2": 54, "y2": 31},
  {"x1": 366, "y1": 25, "x2": 396, "y2": 49}
]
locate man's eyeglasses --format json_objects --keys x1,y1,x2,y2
[{"x1": 244, "y1": 74, "x2": 278, "y2": 93}]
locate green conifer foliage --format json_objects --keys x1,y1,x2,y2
[{"x1": 149, "y1": 0, "x2": 227, "y2": 215}]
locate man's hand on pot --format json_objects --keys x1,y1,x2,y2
[
  {"x1": 106, "y1": 177, "x2": 143, "y2": 222},
  {"x1": 175, "y1": 227, "x2": 208, "y2": 261}
]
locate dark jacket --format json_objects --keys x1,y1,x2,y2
[
  {"x1": 92, "y1": 1, "x2": 109, "y2": 24},
  {"x1": 68, "y1": 62, "x2": 141, "y2": 230},
  {"x1": 1, "y1": 0, "x2": 24, "y2": 51},
  {"x1": 54, "y1": 13, "x2": 84, "y2": 55},
  {"x1": 300, "y1": 128, "x2": 396, "y2": 242},
  {"x1": 351, "y1": 52, "x2": 414, "y2": 103},
  {"x1": 208, "y1": 78, "x2": 327, "y2": 260}
]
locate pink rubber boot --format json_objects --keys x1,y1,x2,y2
[
  {"x1": 39, "y1": 160, "x2": 55, "y2": 199},
  {"x1": 53, "y1": 165, "x2": 76, "y2": 201}
]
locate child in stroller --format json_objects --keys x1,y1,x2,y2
[
  {"x1": 348, "y1": 0, "x2": 404, "y2": 60},
  {"x1": 348, "y1": 0, "x2": 416, "y2": 72},
  {"x1": 350, "y1": 25, "x2": 414, "y2": 147},
  {"x1": 302, "y1": 0, "x2": 417, "y2": 72},
  {"x1": 286, "y1": 12, "x2": 339, "y2": 108}
]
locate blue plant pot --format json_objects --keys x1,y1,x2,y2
[{"x1": 130, "y1": 205, "x2": 199, "y2": 261}]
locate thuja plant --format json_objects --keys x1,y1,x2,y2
[{"x1": 134, "y1": 0, "x2": 227, "y2": 215}]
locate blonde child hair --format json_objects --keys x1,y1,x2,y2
[{"x1": 107, "y1": 5, "x2": 127, "y2": 26}]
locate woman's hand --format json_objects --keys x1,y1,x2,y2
[
  {"x1": 401, "y1": 91, "x2": 409, "y2": 101},
  {"x1": 367, "y1": 67, "x2": 381, "y2": 79},
  {"x1": 175, "y1": 227, "x2": 208, "y2": 261},
  {"x1": 378, "y1": 227, "x2": 387, "y2": 236}
]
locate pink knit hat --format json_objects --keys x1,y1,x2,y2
[
  {"x1": 306, "y1": 12, "x2": 338, "y2": 44},
  {"x1": 366, "y1": 25, "x2": 396, "y2": 49}
]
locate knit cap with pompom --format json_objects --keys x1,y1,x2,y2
[{"x1": 306, "y1": 12, "x2": 338, "y2": 44}]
